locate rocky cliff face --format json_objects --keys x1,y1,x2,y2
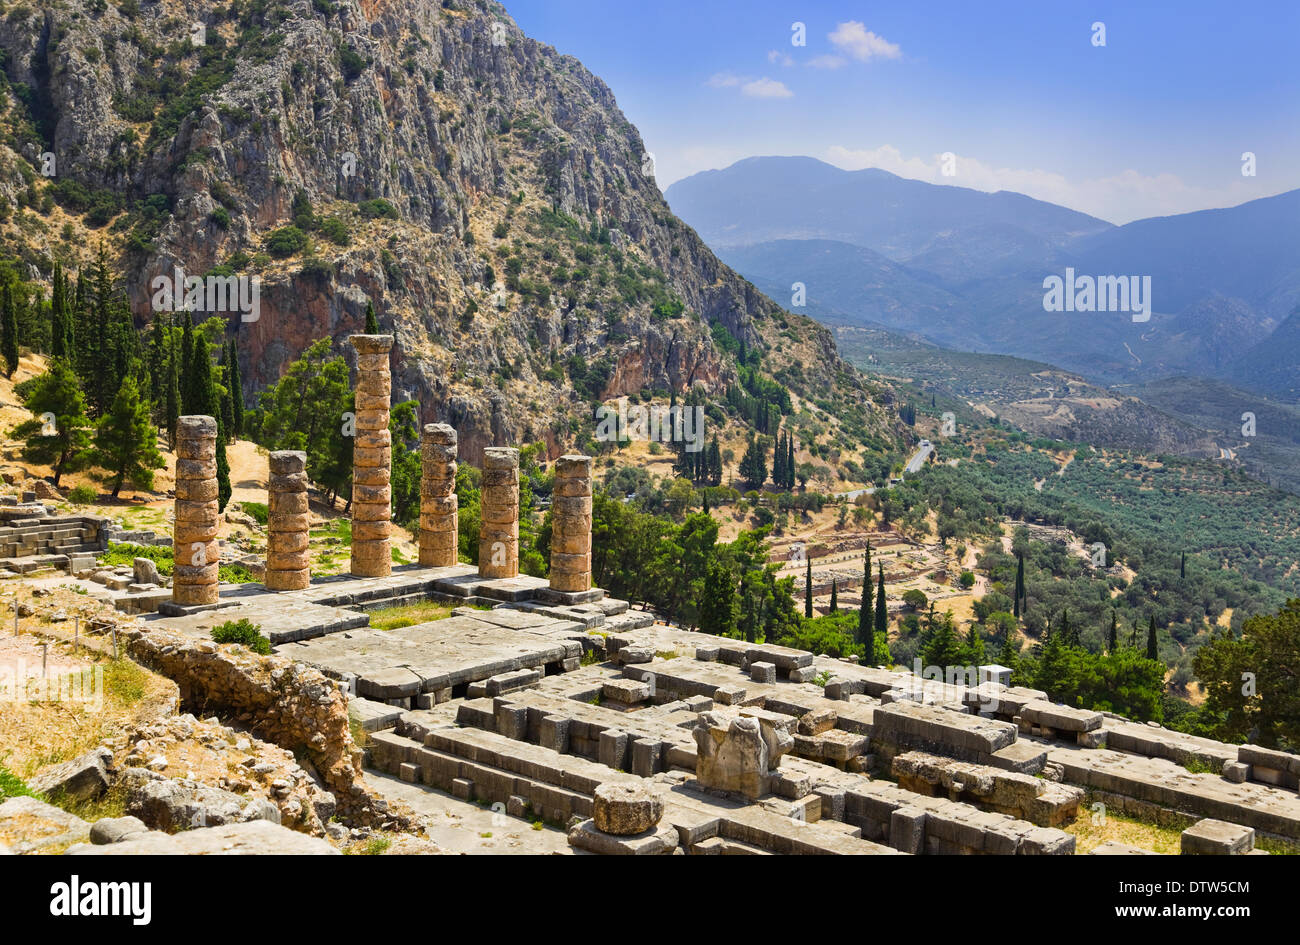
[{"x1": 0, "y1": 0, "x2": 879, "y2": 463}]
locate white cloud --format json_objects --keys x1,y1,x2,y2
[
  {"x1": 807, "y1": 54, "x2": 847, "y2": 70},
  {"x1": 828, "y1": 21, "x2": 901, "y2": 62},
  {"x1": 767, "y1": 49, "x2": 794, "y2": 67},
  {"x1": 742, "y1": 78, "x2": 794, "y2": 99},
  {"x1": 706, "y1": 73, "x2": 793, "y2": 99},
  {"x1": 824, "y1": 144, "x2": 1276, "y2": 224}
]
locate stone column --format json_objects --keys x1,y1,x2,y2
[
  {"x1": 478, "y1": 447, "x2": 519, "y2": 579},
  {"x1": 173, "y1": 415, "x2": 220, "y2": 606},
  {"x1": 419, "y1": 424, "x2": 458, "y2": 567},
  {"x1": 265, "y1": 450, "x2": 310, "y2": 591},
  {"x1": 549, "y1": 454, "x2": 593, "y2": 593},
  {"x1": 349, "y1": 334, "x2": 393, "y2": 578}
]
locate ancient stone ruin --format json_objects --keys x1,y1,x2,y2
[
  {"x1": 478, "y1": 446, "x2": 519, "y2": 579},
  {"x1": 349, "y1": 334, "x2": 394, "y2": 578},
  {"x1": 172, "y1": 415, "x2": 220, "y2": 606},
  {"x1": 549, "y1": 454, "x2": 592, "y2": 594},
  {"x1": 265, "y1": 450, "x2": 310, "y2": 591},
  {"x1": 419, "y1": 424, "x2": 458, "y2": 568},
  {"x1": 138, "y1": 339, "x2": 1300, "y2": 857}
]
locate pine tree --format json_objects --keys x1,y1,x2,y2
[
  {"x1": 0, "y1": 283, "x2": 19, "y2": 376},
  {"x1": 92, "y1": 376, "x2": 165, "y2": 498},
  {"x1": 699, "y1": 555, "x2": 738, "y2": 638},
  {"x1": 1108, "y1": 609, "x2": 1119, "y2": 653},
  {"x1": 364, "y1": 300, "x2": 379, "y2": 333},
  {"x1": 804, "y1": 555, "x2": 813, "y2": 619},
  {"x1": 922, "y1": 612, "x2": 965, "y2": 668},
  {"x1": 13, "y1": 360, "x2": 92, "y2": 486},
  {"x1": 227, "y1": 340, "x2": 244, "y2": 438},
  {"x1": 829, "y1": 579, "x2": 838, "y2": 612},
  {"x1": 874, "y1": 562, "x2": 887, "y2": 643},
  {"x1": 1146, "y1": 616, "x2": 1159, "y2": 662}
]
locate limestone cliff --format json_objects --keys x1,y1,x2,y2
[{"x1": 0, "y1": 0, "x2": 892, "y2": 463}]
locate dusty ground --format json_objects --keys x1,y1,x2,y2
[
  {"x1": 0, "y1": 616, "x2": 176, "y2": 784},
  {"x1": 365, "y1": 770, "x2": 573, "y2": 855}
]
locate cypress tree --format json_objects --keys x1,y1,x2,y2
[
  {"x1": 364, "y1": 300, "x2": 378, "y2": 333},
  {"x1": 874, "y1": 562, "x2": 887, "y2": 643},
  {"x1": 0, "y1": 283, "x2": 18, "y2": 376},
  {"x1": 773, "y1": 430, "x2": 785, "y2": 490},
  {"x1": 179, "y1": 313, "x2": 195, "y2": 413},
  {"x1": 147, "y1": 318, "x2": 166, "y2": 422},
  {"x1": 215, "y1": 433, "x2": 232, "y2": 511},
  {"x1": 189, "y1": 334, "x2": 215, "y2": 423},
  {"x1": 227, "y1": 340, "x2": 244, "y2": 438},
  {"x1": 829, "y1": 579, "x2": 838, "y2": 613},
  {"x1": 1180, "y1": 552, "x2": 1186, "y2": 579},
  {"x1": 50, "y1": 262, "x2": 68, "y2": 361},
  {"x1": 858, "y1": 542, "x2": 873, "y2": 649},
  {"x1": 165, "y1": 347, "x2": 180, "y2": 449},
  {"x1": 1146, "y1": 616, "x2": 1159, "y2": 662},
  {"x1": 1013, "y1": 554, "x2": 1025, "y2": 618},
  {"x1": 1108, "y1": 609, "x2": 1118, "y2": 653},
  {"x1": 804, "y1": 556, "x2": 813, "y2": 619},
  {"x1": 217, "y1": 343, "x2": 235, "y2": 436}
]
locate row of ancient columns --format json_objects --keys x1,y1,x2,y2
[{"x1": 170, "y1": 334, "x2": 593, "y2": 605}]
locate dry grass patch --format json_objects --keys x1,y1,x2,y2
[{"x1": 1064, "y1": 805, "x2": 1185, "y2": 854}]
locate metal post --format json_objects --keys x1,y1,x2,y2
[{"x1": 41, "y1": 642, "x2": 48, "y2": 678}]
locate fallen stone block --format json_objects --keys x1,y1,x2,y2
[
  {"x1": 28, "y1": 747, "x2": 112, "y2": 802},
  {"x1": 1021, "y1": 700, "x2": 1102, "y2": 734},
  {"x1": 1181, "y1": 818, "x2": 1255, "y2": 855}
]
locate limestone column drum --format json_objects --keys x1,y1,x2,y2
[
  {"x1": 172, "y1": 415, "x2": 220, "y2": 606},
  {"x1": 419, "y1": 423, "x2": 459, "y2": 567},
  {"x1": 265, "y1": 450, "x2": 310, "y2": 591},
  {"x1": 549, "y1": 454, "x2": 593, "y2": 592},
  {"x1": 478, "y1": 446, "x2": 519, "y2": 579},
  {"x1": 349, "y1": 334, "x2": 393, "y2": 578}
]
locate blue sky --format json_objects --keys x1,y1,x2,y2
[{"x1": 504, "y1": 1, "x2": 1300, "y2": 224}]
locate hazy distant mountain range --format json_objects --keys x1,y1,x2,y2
[{"x1": 666, "y1": 156, "x2": 1300, "y2": 401}]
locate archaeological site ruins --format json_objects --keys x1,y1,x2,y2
[{"x1": 82, "y1": 333, "x2": 1289, "y2": 856}]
